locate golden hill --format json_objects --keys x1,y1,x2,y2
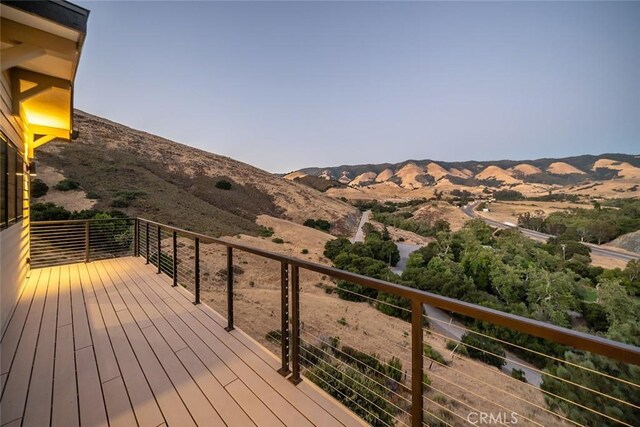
[
  {"x1": 35, "y1": 110, "x2": 359, "y2": 236},
  {"x1": 547, "y1": 162, "x2": 585, "y2": 175}
]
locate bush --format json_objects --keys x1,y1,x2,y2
[
  {"x1": 54, "y1": 179, "x2": 80, "y2": 191},
  {"x1": 31, "y1": 179, "x2": 49, "y2": 198},
  {"x1": 461, "y1": 332, "x2": 506, "y2": 369},
  {"x1": 272, "y1": 237, "x2": 284, "y2": 244},
  {"x1": 215, "y1": 180, "x2": 232, "y2": 190},
  {"x1": 86, "y1": 191, "x2": 101, "y2": 200},
  {"x1": 423, "y1": 344, "x2": 446, "y2": 365},
  {"x1": 304, "y1": 218, "x2": 331, "y2": 232},
  {"x1": 446, "y1": 340, "x2": 469, "y2": 357},
  {"x1": 301, "y1": 248, "x2": 309, "y2": 254},
  {"x1": 493, "y1": 189, "x2": 524, "y2": 201},
  {"x1": 511, "y1": 368, "x2": 527, "y2": 382},
  {"x1": 258, "y1": 227, "x2": 274, "y2": 237},
  {"x1": 307, "y1": 362, "x2": 395, "y2": 427},
  {"x1": 110, "y1": 198, "x2": 130, "y2": 208},
  {"x1": 31, "y1": 202, "x2": 71, "y2": 221},
  {"x1": 385, "y1": 356, "x2": 403, "y2": 382}
]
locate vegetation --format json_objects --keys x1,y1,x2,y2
[
  {"x1": 324, "y1": 215, "x2": 640, "y2": 425},
  {"x1": 461, "y1": 333, "x2": 505, "y2": 369},
  {"x1": 372, "y1": 211, "x2": 450, "y2": 237},
  {"x1": 54, "y1": 179, "x2": 80, "y2": 191},
  {"x1": 215, "y1": 179, "x2": 232, "y2": 190},
  {"x1": 272, "y1": 237, "x2": 284, "y2": 244},
  {"x1": 31, "y1": 179, "x2": 49, "y2": 198},
  {"x1": 258, "y1": 227, "x2": 274, "y2": 237},
  {"x1": 303, "y1": 218, "x2": 331, "y2": 232},
  {"x1": 518, "y1": 199, "x2": 640, "y2": 244},
  {"x1": 493, "y1": 189, "x2": 525, "y2": 201}
]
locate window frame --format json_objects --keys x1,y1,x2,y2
[{"x1": 1, "y1": 132, "x2": 26, "y2": 231}]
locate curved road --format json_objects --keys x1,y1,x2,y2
[
  {"x1": 461, "y1": 202, "x2": 639, "y2": 262},
  {"x1": 351, "y1": 211, "x2": 542, "y2": 385}
]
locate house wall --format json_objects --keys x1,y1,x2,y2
[{"x1": 1, "y1": 70, "x2": 30, "y2": 332}]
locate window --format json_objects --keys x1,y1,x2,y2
[{"x1": 1, "y1": 133, "x2": 25, "y2": 230}]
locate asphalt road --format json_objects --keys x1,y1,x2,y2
[{"x1": 461, "y1": 203, "x2": 639, "y2": 262}]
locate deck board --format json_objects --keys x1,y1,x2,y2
[{"x1": 0, "y1": 257, "x2": 365, "y2": 427}]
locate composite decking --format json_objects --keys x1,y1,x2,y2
[{"x1": 0, "y1": 257, "x2": 364, "y2": 427}]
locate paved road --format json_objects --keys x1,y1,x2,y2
[
  {"x1": 461, "y1": 203, "x2": 639, "y2": 262},
  {"x1": 351, "y1": 210, "x2": 371, "y2": 243}
]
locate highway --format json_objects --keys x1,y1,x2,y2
[{"x1": 460, "y1": 202, "x2": 639, "y2": 262}]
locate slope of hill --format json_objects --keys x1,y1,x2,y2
[
  {"x1": 475, "y1": 165, "x2": 521, "y2": 184},
  {"x1": 607, "y1": 230, "x2": 640, "y2": 254},
  {"x1": 290, "y1": 153, "x2": 640, "y2": 199},
  {"x1": 546, "y1": 162, "x2": 585, "y2": 175},
  {"x1": 35, "y1": 110, "x2": 359, "y2": 236}
]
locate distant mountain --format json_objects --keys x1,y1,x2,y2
[
  {"x1": 286, "y1": 154, "x2": 640, "y2": 197},
  {"x1": 35, "y1": 111, "x2": 359, "y2": 236}
]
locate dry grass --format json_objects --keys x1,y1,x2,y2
[
  {"x1": 476, "y1": 201, "x2": 588, "y2": 224},
  {"x1": 163, "y1": 216, "x2": 571, "y2": 426},
  {"x1": 34, "y1": 164, "x2": 96, "y2": 211}
]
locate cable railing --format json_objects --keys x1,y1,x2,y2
[
  {"x1": 30, "y1": 217, "x2": 135, "y2": 268},
  {"x1": 30, "y1": 217, "x2": 640, "y2": 427}
]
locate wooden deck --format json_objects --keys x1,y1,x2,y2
[{"x1": 0, "y1": 257, "x2": 364, "y2": 427}]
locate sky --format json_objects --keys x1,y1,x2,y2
[{"x1": 74, "y1": 1, "x2": 640, "y2": 173}]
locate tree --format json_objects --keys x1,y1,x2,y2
[
  {"x1": 31, "y1": 179, "x2": 49, "y2": 198},
  {"x1": 215, "y1": 180, "x2": 232, "y2": 190}
]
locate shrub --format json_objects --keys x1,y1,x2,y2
[
  {"x1": 511, "y1": 368, "x2": 527, "y2": 382},
  {"x1": 258, "y1": 227, "x2": 274, "y2": 237},
  {"x1": 385, "y1": 356, "x2": 403, "y2": 382},
  {"x1": 339, "y1": 346, "x2": 383, "y2": 374},
  {"x1": 54, "y1": 179, "x2": 80, "y2": 191},
  {"x1": 215, "y1": 180, "x2": 232, "y2": 190},
  {"x1": 31, "y1": 179, "x2": 49, "y2": 198},
  {"x1": 86, "y1": 191, "x2": 101, "y2": 200},
  {"x1": 110, "y1": 198, "x2": 130, "y2": 208},
  {"x1": 461, "y1": 332, "x2": 506, "y2": 369},
  {"x1": 446, "y1": 340, "x2": 469, "y2": 357},
  {"x1": 307, "y1": 362, "x2": 395, "y2": 427},
  {"x1": 272, "y1": 237, "x2": 284, "y2": 244},
  {"x1": 31, "y1": 202, "x2": 71, "y2": 221},
  {"x1": 423, "y1": 344, "x2": 446, "y2": 365},
  {"x1": 304, "y1": 218, "x2": 331, "y2": 232},
  {"x1": 301, "y1": 248, "x2": 309, "y2": 254}
]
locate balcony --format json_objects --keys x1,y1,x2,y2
[
  {"x1": 2, "y1": 217, "x2": 639, "y2": 426},
  {"x1": 0, "y1": 256, "x2": 364, "y2": 427}
]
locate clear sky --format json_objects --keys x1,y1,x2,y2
[{"x1": 74, "y1": 1, "x2": 640, "y2": 173}]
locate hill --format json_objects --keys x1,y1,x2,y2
[
  {"x1": 34, "y1": 110, "x2": 359, "y2": 236},
  {"x1": 287, "y1": 153, "x2": 640, "y2": 200}
]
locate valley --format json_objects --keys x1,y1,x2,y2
[{"x1": 31, "y1": 111, "x2": 640, "y2": 427}]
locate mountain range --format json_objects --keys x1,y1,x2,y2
[{"x1": 285, "y1": 154, "x2": 640, "y2": 199}]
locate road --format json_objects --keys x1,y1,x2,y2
[
  {"x1": 351, "y1": 210, "x2": 371, "y2": 243},
  {"x1": 351, "y1": 210, "x2": 542, "y2": 385},
  {"x1": 461, "y1": 203, "x2": 639, "y2": 262}
]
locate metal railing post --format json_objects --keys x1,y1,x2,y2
[
  {"x1": 194, "y1": 237, "x2": 200, "y2": 305},
  {"x1": 289, "y1": 265, "x2": 301, "y2": 385},
  {"x1": 225, "y1": 247, "x2": 234, "y2": 331},
  {"x1": 145, "y1": 222, "x2": 150, "y2": 264},
  {"x1": 278, "y1": 262, "x2": 290, "y2": 377},
  {"x1": 411, "y1": 299, "x2": 424, "y2": 427},
  {"x1": 134, "y1": 218, "x2": 139, "y2": 257},
  {"x1": 157, "y1": 225, "x2": 161, "y2": 274},
  {"x1": 172, "y1": 231, "x2": 178, "y2": 286},
  {"x1": 84, "y1": 220, "x2": 90, "y2": 263}
]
